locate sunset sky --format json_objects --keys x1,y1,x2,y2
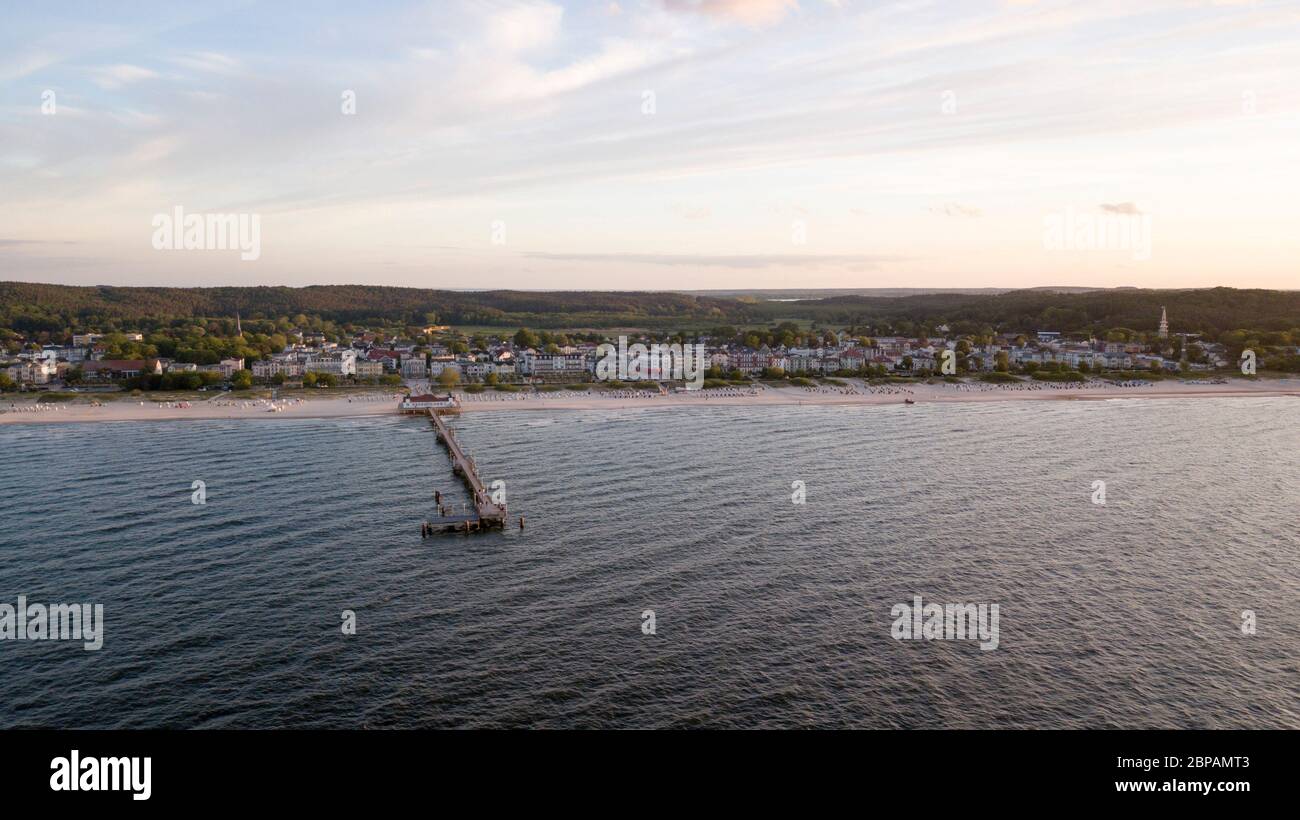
[{"x1": 2, "y1": 0, "x2": 1298, "y2": 290}]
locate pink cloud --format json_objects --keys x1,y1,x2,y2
[{"x1": 662, "y1": 0, "x2": 798, "y2": 27}]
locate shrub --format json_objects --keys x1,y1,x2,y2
[
  {"x1": 980, "y1": 372, "x2": 1022, "y2": 383},
  {"x1": 1032, "y1": 370, "x2": 1086, "y2": 382}
]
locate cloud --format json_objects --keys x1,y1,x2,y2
[
  {"x1": 0, "y1": 239, "x2": 78, "y2": 247},
  {"x1": 167, "y1": 51, "x2": 240, "y2": 75},
  {"x1": 90, "y1": 63, "x2": 157, "y2": 89},
  {"x1": 532, "y1": 38, "x2": 656, "y2": 97},
  {"x1": 485, "y1": 1, "x2": 564, "y2": 53},
  {"x1": 673, "y1": 204, "x2": 712, "y2": 221},
  {"x1": 1099, "y1": 202, "x2": 1142, "y2": 215},
  {"x1": 930, "y1": 203, "x2": 983, "y2": 218},
  {"x1": 662, "y1": 0, "x2": 798, "y2": 27},
  {"x1": 3, "y1": 0, "x2": 1299, "y2": 290}
]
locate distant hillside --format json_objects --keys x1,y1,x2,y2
[
  {"x1": 744, "y1": 287, "x2": 1300, "y2": 337},
  {"x1": 682, "y1": 288, "x2": 1016, "y2": 300},
  {"x1": 0, "y1": 283, "x2": 741, "y2": 332},
  {"x1": 1, "y1": 282, "x2": 1297, "y2": 337}
]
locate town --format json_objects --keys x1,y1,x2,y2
[{"x1": 2, "y1": 306, "x2": 1296, "y2": 396}]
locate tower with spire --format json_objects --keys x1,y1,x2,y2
[{"x1": 1158, "y1": 306, "x2": 1168, "y2": 339}]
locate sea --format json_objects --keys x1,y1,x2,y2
[{"x1": 1, "y1": 396, "x2": 1297, "y2": 728}]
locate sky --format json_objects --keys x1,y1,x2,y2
[{"x1": 1, "y1": 0, "x2": 1298, "y2": 291}]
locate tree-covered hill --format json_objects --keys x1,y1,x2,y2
[
  {"x1": 1, "y1": 282, "x2": 1296, "y2": 338},
  {"x1": 0, "y1": 283, "x2": 742, "y2": 333}
]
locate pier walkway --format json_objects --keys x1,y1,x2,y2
[{"x1": 425, "y1": 409, "x2": 506, "y2": 532}]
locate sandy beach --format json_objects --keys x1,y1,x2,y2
[{"x1": 2, "y1": 378, "x2": 1297, "y2": 426}]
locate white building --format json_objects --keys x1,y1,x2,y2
[
  {"x1": 18, "y1": 348, "x2": 58, "y2": 363},
  {"x1": 520, "y1": 350, "x2": 590, "y2": 377},
  {"x1": 305, "y1": 349, "x2": 357, "y2": 376},
  {"x1": 400, "y1": 357, "x2": 427, "y2": 378},
  {"x1": 398, "y1": 393, "x2": 458, "y2": 412},
  {"x1": 218, "y1": 358, "x2": 245, "y2": 378},
  {"x1": 6, "y1": 360, "x2": 56, "y2": 385},
  {"x1": 252, "y1": 358, "x2": 304, "y2": 379},
  {"x1": 462, "y1": 360, "x2": 493, "y2": 380}
]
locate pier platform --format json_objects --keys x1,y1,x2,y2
[{"x1": 423, "y1": 409, "x2": 507, "y2": 533}]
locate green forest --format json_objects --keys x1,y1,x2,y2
[{"x1": 3, "y1": 282, "x2": 1298, "y2": 339}]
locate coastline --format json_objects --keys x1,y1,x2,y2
[{"x1": 2, "y1": 379, "x2": 1297, "y2": 425}]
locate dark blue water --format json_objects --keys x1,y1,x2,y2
[{"x1": 1, "y1": 397, "x2": 1297, "y2": 728}]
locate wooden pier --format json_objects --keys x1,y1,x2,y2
[{"x1": 424, "y1": 409, "x2": 507, "y2": 533}]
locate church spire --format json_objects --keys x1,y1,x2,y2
[{"x1": 1158, "y1": 306, "x2": 1168, "y2": 339}]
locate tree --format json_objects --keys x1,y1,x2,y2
[
  {"x1": 231, "y1": 369, "x2": 253, "y2": 390},
  {"x1": 513, "y1": 328, "x2": 538, "y2": 348},
  {"x1": 438, "y1": 368, "x2": 460, "y2": 387},
  {"x1": 164, "y1": 371, "x2": 202, "y2": 390},
  {"x1": 484, "y1": 371, "x2": 499, "y2": 386}
]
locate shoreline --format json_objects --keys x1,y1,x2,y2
[{"x1": 2, "y1": 379, "x2": 1297, "y2": 425}]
